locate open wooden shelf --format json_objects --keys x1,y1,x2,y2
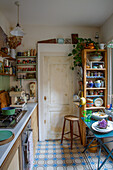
[
  {"x1": 86, "y1": 106, "x2": 105, "y2": 110},
  {"x1": 86, "y1": 68, "x2": 106, "y2": 71},
  {"x1": 86, "y1": 87, "x2": 106, "y2": 90},
  {"x1": 0, "y1": 73, "x2": 16, "y2": 76},
  {"x1": 86, "y1": 95, "x2": 104, "y2": 97},
  {"x1": 80, "y1": 49, "x2": 107, "y2": 146},
  {"x1": 0, "y1": 51, "x2": 16, "y2": 60}
]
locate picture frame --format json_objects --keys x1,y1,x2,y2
[
  {"x1": 0, "y1": 61, "x2": 4, "y2": 73},
  {"x1": 71, "y1": 34, "x2": 78, "y2": 44}
]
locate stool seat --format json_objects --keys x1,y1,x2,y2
[
  {"x1": 61, "y1": 115, "x2": 81, "y2": 149},
  {"x1": 64, "y1": 115, "x2": 79, "y2": 121}
]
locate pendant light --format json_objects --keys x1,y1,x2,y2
[{"x1": 10, "y1": 1, "x2": 25, "y2": 37}]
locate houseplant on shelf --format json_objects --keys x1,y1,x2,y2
[
  {"x1": 7, "y1": 36, "x2": 22, "y2": 58},
  {"x1": 68, "y1": 38, "x2": 99, "y2": 69}
]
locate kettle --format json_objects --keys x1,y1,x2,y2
[
  {"x1": 80, "y1": 97, "x2": 86, "y2": 105},
  {"x1": 74, "y1": 90, "x2": 86, "y2": 106}
]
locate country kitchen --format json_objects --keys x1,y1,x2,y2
[{"x1": 0, "y1": 0, "x2": 113, "y2": 170}]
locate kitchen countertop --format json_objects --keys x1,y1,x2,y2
[{"x1": 0, "y1": 103, "x2": 37, "y2": 167}]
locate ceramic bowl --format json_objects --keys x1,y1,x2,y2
[
  {"x1": 89, "y1": 56, "x2": 103, "y2": 61},
  {"x1": 94, "y1": 83, "x2": 101, "y2": 88},
  {"x1": 92, "y1": 112, "x2": 108, "y2": 120}
]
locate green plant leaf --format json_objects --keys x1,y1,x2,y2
[{"x1": 68, "y1": 53, "x2": 72, "y2": 56}]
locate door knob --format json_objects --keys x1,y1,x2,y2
[{"x1": 44, "y1": 96, "x2": 47, "y2": 101}]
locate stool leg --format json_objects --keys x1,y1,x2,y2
[
  {"x1": 61, "y1": 118, "x2": 66, "y2": 144},
  {"x1": 77, "y1": 120, "x2": 82, "y2": 144},
  {"x1": 70, "y1": 121, "x2": 73, "y2": 149}
]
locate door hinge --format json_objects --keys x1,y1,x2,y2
[{"x1": 44, "y1": 120, "x2": 46, "y2": 124}]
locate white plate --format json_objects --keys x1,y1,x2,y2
[
  {"x1": 94, "y1": 98, "x2": 103, "y2": 107},
  {"x1": 92, "y1": 121, "x2": 113, "y2": 133}
]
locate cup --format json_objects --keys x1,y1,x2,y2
[{"x1": 100, "y1": 43, "x2": 105, "y2": 49}]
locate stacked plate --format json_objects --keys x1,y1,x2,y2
[{"x1": 92, "y1": 121, "x2": 113, "y2": 133}]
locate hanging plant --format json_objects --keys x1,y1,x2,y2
[{"x1": 68, "y1": 38, "x2": 99, "y2": 70}]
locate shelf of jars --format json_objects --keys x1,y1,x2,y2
[
  {"x1": 17, "y1": 56, "x2": 36, "y2": 58},
  {"x1": 16, "y1": 51, "x2": 37, "y2": 80},
  {"x1": 16, "y1": 63, "x2": 36, "y2": 66}
]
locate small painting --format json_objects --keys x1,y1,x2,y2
[
  {"x1": 30, "y1": 82, "x2": 36, "y2": 97},
  {"x1": 71, "y1": 34, "x2": 78, "y2": 44}
]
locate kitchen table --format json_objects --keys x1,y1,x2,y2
[{"x1": 81, "y1": 117, "x2": 113, "y2": 170}]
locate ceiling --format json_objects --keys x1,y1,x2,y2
[{"x1": 0, "y1": 0, "x2": 113, "y2": 27}]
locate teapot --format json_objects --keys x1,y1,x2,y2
[{"x1": 80, "y1": 97, "x2": 86, "y2": 105}]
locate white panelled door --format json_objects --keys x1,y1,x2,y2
[{"x1": 38, "y1": 44, "x2": 74, "y2": 141}]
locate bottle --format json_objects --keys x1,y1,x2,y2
[{"x1": 10, "y1": 67, "x2": 12, "y2": 75}]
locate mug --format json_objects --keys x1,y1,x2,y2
[{"x1": 100, "y1": 43, "x2": 105, "y2": 49}]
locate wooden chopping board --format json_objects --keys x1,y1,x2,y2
[{"x1": 0, "y1": 91, "x2": 10, "y2": 109}]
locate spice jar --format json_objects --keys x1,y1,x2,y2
[
  {"x1": 94, "y1": 91, "x2": 98, "y2": 95},
  {"x1": 89, "y1": 90, "x2": 93, "y2": 95},
  {"x1": 98, "y1": 72, "x2": 101, "y2": 76},
  {"x1": 17, "y1": 60, "x2": 20, "y2": 64},
  {"x1": 91, "y1": 72, "x2": 93, "y2": 76},
  {"x1": 94, "y1": 72, "x2": 97, "y2": 76},
  {"x1": 99, "y1": 90, "x2": 103, "y2": 95},
  {"x1": 30, "y1": 49, "x2": 33, "y2": 56},
  {"x1": 87, "y1": 71, "x2": 90, "y2": 76},
  {"x1": 33, "y1": 49, "x2": 36, "y2": 56}
]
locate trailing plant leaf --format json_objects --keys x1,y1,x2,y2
[
  {"x1": 68, "y1": 53, "x2": 72, "y2": 56},
  {"x1": 68, "y1": 37, "x2": 99, "y2": 70}
]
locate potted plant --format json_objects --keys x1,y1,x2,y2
[{"x1": 68, "y1": 38, "x2": 98, "y2": 69}]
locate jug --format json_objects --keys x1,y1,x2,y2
[{"x1": 82, "y1": 110, "x2": 92, "y2": 122}]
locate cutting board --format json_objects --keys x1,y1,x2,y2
[{"x1": 0, "y1": 91, "x2": 10, "y2": 109}]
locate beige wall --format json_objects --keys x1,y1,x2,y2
[
  {"x1": 0, "y1": 11, "x2": 10, "y2": 35},
  {"x1": 17, "y1": 25, "x2": 100, "y2": 51},
  {"x1": 10, "y1": 24, "x2": 100, "y2": 102},
  {"x1": 100, "y1": 13, "x2": 113, "y2": 43}
]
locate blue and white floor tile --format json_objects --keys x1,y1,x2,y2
[{"x1": 33, "y1": 139, "x2": 113, "y2": 170}]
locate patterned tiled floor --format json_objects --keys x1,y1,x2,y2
[{"x1": 33, "y1": 139, "x2": 113, "y2": 170}]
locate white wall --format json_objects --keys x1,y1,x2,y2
[
  {"x1": 17, "y1": 25, "x2": 100, "y2": 51},
  {"x1": 0, "y1": 11, "x2": 10, "y2": 35},
  {"x1": 100, "y1": 13, "x2": 113, "y2": 42}
]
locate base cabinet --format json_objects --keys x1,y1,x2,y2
[
  {"x1": 0, "y1": 135, "x2": 22, "y2": 170},
  {"x1": 0, "y1": 105, "x2": 38, "y2": 170},
  {"x1": 31, "y1": 105, "x2": 38, "y2": 157}
]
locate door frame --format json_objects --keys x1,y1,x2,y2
[{"x1": 38, "y1": 44, "x2": 73, "y2": 141}]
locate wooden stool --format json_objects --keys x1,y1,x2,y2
[{"x1": 61, "y1": 115, "x2": 81, "y2": 149}]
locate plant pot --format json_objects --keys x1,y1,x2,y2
[
  {"x1": 10, "y1": 49, "x2": 16, "y2": 59},
  {"x1": 88, "y1": 139, "x2": 98, "y2": 153},
  {"x1": 85, "y1": 43, "x2": 95, "y2": 49}
]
